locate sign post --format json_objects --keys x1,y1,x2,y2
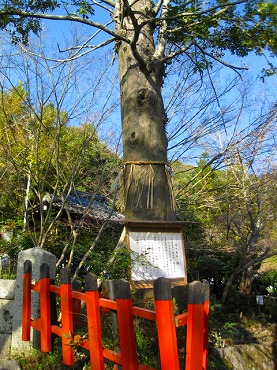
[
  {"x1": 124, "y1": 221, "x2": 187, "y2": 288},
  {"x1": 256, "y1": 295, "x2": 264, "y2": 315}
]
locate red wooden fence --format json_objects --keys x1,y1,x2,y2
[{"x1": 22, "y1": 260, "x2": 209, "y2": 370}]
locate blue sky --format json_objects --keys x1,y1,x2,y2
[{"x1": 1, "y1": 13, "x2": 276, "y2": 166}]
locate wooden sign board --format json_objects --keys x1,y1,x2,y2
[{"x1": 126, "y1": 222, "x2": 187, "y2": 288}]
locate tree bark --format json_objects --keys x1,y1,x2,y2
[
  {"x1": 220, "y1": 247, "x2": 271, "y2": 304},
  {"x1": 116, "y1": 0, "x2": 176, "y2": 220},
  {"x1": 221, "y1": 272, "x2": 236, "y2": 305},
  {"x1": 239, "y1": 265, "x2": 255, "y2": 295}
]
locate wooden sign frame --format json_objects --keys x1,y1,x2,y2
[{"x1": 125, "y1": 221, "x2": 187, "y2": 288}]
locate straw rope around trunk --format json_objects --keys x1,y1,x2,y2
[{"x1": 123, "y1": 161, "x2": 176, "y2": 211}]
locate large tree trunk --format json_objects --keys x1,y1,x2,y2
[
  {"x1": 116, "y1": 0, "x2": 176, "y2": 221},
  {"x1": 239, "y1": 265, "x2": 255, "y2": 295},
  {"x1": 221, "y1": 272, "x2": 237, "y2": 305}
]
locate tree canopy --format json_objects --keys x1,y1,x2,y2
[
  {"x1": 0, "y1": 0, "x2": 276, "y2": 73},
  {"x1": 0, "y1": 0, "x2": 276, "y2": 221}
]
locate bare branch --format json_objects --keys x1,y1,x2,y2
[
  {"x1": 156, "y1": 0, "x2": 247, "y2": 22},
  {"x1": 160, "y1": 42, "x2": 194, "y2": 63},
  {"x1": 19, "y1": 37, "x2": 115, "y2": 63}
]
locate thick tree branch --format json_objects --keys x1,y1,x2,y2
[
  {"x1": 90, "y1": 0, "x2": 115, "y2": 12},
  {"x1": 153, "y1": 0, "x2": 164, "y2": 16},
  {"x1": 153, "y1": 0, "x2": 170, "y2": 60},
  {"x1": 120, "y1": 0, "x2": 149, "y2": 71},
  {"x1": 0, "y1": 9, "x2": 130, "y2": 43}
]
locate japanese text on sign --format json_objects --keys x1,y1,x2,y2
[{"x1": 129, "y1": 231, "x2": 186, "y2": 282}]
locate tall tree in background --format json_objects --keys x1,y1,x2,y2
[
  {"x1": 0, "y1": 0, "x2": 276, "y2": 221},
  {"x1": 173, "y1": 103, "x2": 277, "y2": 302},
  {"x1": 0, "y1": 83, "x2": 29, "y2": 221},
  {"x1": 0, "y1": 40, "x2": 121, "y2": 271},
  {"x1": 220, "y1": 109, "x2": 277, "y2": 302}
]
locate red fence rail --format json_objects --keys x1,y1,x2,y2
[{"x1": 22, "y1": 260, "x2": 209, "y2": 370}]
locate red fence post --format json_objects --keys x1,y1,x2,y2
[
  {"x1": 40, "y1": 263, "x2": 51, "y2": 353},
  {"x1": 72, "y1": 279, "x2": 82, "y2": 329},
  {"x1": 22, "y1": 260, "x2": 32, "y2": 341},
  {"x1": 202, "y1": 280, "x2": 210, "y2": 370},
  {"x1": 50, "y1": 278, "x2": 58, "y2": 347},
  {"x1": 85, "y1": 273, "x2": 105, "y2": 370},
  {"x1": 154, "y1": 277, "x2": 180, "y2": 370},
  {"x1": 60, "y1": 267, "x2": 74, "y2": 366},
  {"x1": 115, "y1": 279, "x2": 138, "y2": 370},
  {"x1": 185, "y1": 281, "x2": 205, "y2": 370},
  {"x1": 106, "y1": 279, "x2": 122, "y2": 370}
]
